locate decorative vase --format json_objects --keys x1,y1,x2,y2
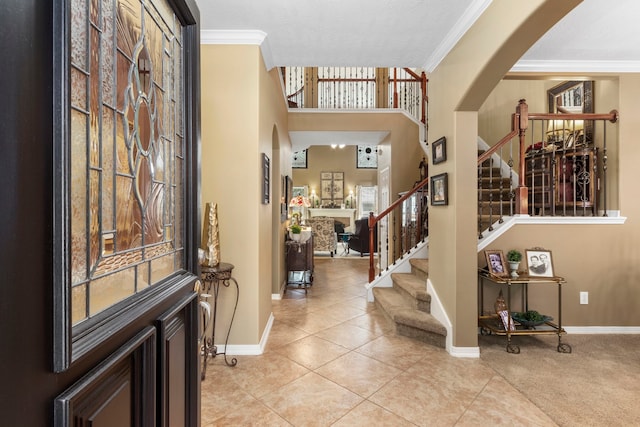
[
  {"x1": 508, "y1": 261, "x2": 520, "y2": 278},
  {"x1": 290, "y1": 231, "x2": 301, "y2": 242}
]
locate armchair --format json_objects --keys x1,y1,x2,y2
[
  {"x1": 348, "y1": 218, "x2": 378, "y2": 256},
  {"x1": 306, "y1": 217, "x2": 337, "y2": 256}
]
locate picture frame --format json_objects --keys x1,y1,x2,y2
[
  {"x1": 262, "y1": 153, "x2": 270, "y2": 204},
  {"x1": 525, "y1": 248, "x2": 554, "y2": 277},
  {"x1": 485, "y1": 250, "x2": 509, "y2": 278},
  {"x1": 432, "y1": 136, "x2": 447, "y2": 164},
  {"x1": 357, "y1": 145, "x2": 378, "y2": 168},
  {"x1": 292, "y1": 149, "x2": 307, "y2": 168},
  {"x1": 430, "y1": 172, "x2": 448, "y2": 206}
]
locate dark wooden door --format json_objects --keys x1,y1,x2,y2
[{"x1": 0, "y1": 1, "x2": 201, "y2": 425}]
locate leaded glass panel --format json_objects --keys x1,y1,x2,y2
[{"x1": 70, "y1": 0, "x2": 184, "y2": 325}]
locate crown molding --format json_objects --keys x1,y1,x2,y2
[
  {"x1": 200, "y1": 29, "x2": 275, "y2": 70},
  {"x1": 511, "y1": 59, "x2": 640, "y2": 74},
  {"x1": 422, "y1": 0, "x2": 492, "y2": 72}
]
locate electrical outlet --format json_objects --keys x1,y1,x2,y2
[{"x1": 580, "y1": 291, "x2": 589, "y2": 304}]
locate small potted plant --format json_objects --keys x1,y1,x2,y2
[
  {"x1": 506, "y1": 249, "x2": 523, "y2": 278},
  {"x1": 289, "y1": 223, "x2": 302, "y2": 242}
]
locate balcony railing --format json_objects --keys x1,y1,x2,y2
[
  {"x1": 477, "y1": 99, "x2": 618, "y2": 238},
  {"x1": 283, "y1": 67, "x2": 427, "y2": 124}
]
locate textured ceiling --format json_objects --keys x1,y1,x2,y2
[
  {"x1": 195, "y1": 0, "x2": 640, "y2": 150},
  {"x1": 196, "y1": 0, "x2": 640, "y2": 72}
]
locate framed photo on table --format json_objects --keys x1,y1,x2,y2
[
  {"x1": 485, "y1": 250, "x2": 509, "y2": 278},
  {"x1": 526, "y1": 249, "x2": 554, "y2": 277}
]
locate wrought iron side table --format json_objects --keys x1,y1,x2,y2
[{"x1": 199, "y1": 262, "x2": 239, "y2": 380}]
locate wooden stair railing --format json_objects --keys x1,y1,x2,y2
[
  {"x1": 478, "y1": 99, "x2": 619, "y2": 237},
  {"x1": 367, "y1": 176, "x2": 429, "y2": 282}
]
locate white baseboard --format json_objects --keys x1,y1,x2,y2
[
  {"x1": 564, "y1": 326, "x2": 640, "y2": 334},
  {"x1": 217, "y1": 313, "x2": 274, "y2": 356},
  {"x1": 450, "y1": 345, "x2": 480, "y2": 358}
]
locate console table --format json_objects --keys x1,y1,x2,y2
[
  {"x1": 199, "y1": 262, "x2": 239, "y2": 379},
  {"x1": 308, "y1": 208, "x2": 356, "y2": 232},
  {"x1": 478, "y1": 269, "x2": 571, "y2": 354}
]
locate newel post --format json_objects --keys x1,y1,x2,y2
[{"x1": 515, "y1": 99, "x2": 529, "y2": 215}]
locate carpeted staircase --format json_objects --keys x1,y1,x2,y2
[
  {"x1": 478, "y1": 151, "x2": 515, "y2": 233},
  {"x1": 372, "y1": 258, "x2": 446, "y2": 348}
]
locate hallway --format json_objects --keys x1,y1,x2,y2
[{"x1": 200, "y1": 257, "x2": 557, "y2": 426}]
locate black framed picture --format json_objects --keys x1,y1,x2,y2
[
  {"x1": 292, "y1": 149, "x2": 307, "y2": 168},
  {"x1": 357, "y1": 145, "x2": 378, "y2": 168},
  {"x1": 432, "y1": 136, "x2": 446, "y2": 164},
  {"x1": 262, "y1": 153, "x2": 270, "y2": 204},
  {"x1": 430, "y1": 172, "x2": 448, "y2": 206}
]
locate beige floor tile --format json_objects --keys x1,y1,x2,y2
[
  {"x1": 406, "y1": 353, "x2": 495, "y2": 391},
  {"x1": 276, "y1": 334, "x2": 350, "y2": 369},
  {"x1": 368, "y1": 370, "x2": 482, "y2": 426},
  {"x1": 203, "y1": 396, "x2": 291, "y2": 427},
  {"x1": 201, "y1": 372, "x2": 257, "y2": 422},
  {"x1": 265, "y1": 321, "x2": 310, "y2": 350},
  {"x1": 227, "y1": 352, "x2": 310, "y2": 398},
  {"x1": 312, "y1": 303, "x2": 367, "y2": 323},
  {"x1": 345, "y1": 310, "x2": 394, "y2": 336},
  {"x1": 315, "y1": 351, "x2": 402, "y2": 397},
  {"x1": 456, "y1": 375, "x2": 558, "y2": 427},
  {"x1": 332, "y1": 400, "x2": 417, "y2": 427},
  {"x1": 260, "y1": 372, "x2": 363, "y2": 426},
  {"x1": 281, "y1": 309, "x2": 345, "y2": 334},
  {"x1": 313, "y1": 322, "x2": 380, "y2": 350},
  {"x1": 355, "y1": 334, "x2": 436, "y2": 370}
]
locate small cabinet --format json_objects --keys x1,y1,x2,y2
[
  {"x1": 285, "y1": 236, "x2": 314, "y2": 291},
  {"x1": 525, "y1": 147, "x2": 597, "y2": 214}
]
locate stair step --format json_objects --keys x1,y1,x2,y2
[
  {"x1": 372, "y1": 287, "x2": 446, "y2": 348},
  {"x1": 390, "y1": 272, "x2": 430, "y2": 312},
  {"x1": 409, "y1": 258, "x2": 429, "y2": 280}
]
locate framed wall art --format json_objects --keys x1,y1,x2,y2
[
  {"x1": 292, "y1": 149, "x2": 307, "y2": 168},
  {"x1": 262, "y1": 153, "x2": 270, "y2": 204},
  {"x1": 357, "y1": 145, "x2": 378, "y2": 168},
  {"x1": 320, "y1": 171, "x2": 344, "y2": 207},
  {"x1": 430, "y1": 172, "x2": 448, "y2": 206},
  {"x1": 432, "y1": 136, "x2": 446, "y2": 164}
]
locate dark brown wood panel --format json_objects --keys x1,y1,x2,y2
[{"x1": 55, "y1": 327, "x2": 156, "y2": 427}]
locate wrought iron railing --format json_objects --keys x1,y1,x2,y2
[
  {"x1": 366, "y1": 177, "x2": 429, "y2": 282},
  {"x1": 478, "y1": 99, "x2": 618, "y2": 238},
  {"x1": 283, "y1": 67, "x2": 427, "y2": 124}
]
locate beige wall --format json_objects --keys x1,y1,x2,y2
[
  {"x1": 289, "y1": 111, "x2": 423, "y2": 205},
  {"x1": 201, "y1": 44, "x2": 290, "y2": 346},
  {"x1": 428, "y1": 0, "x2": 581, "y2": 349},
  {"x1": 292, "y1": 145, "x2": 377, "y2": 208}
]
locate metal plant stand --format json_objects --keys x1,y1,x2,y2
[{"x1": 199, "y1": 262, "x2": 239, "y2": 380}]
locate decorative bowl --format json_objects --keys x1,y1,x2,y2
[{"x1": 511, "y1": 311, "x2": 553, "y2": 327}]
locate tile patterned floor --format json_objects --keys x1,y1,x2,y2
[{"x1": 201, "y1": 257, "x2": 557, "y2": 426}]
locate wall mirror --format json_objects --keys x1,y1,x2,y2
[{"x1": 548, "y1": 81, "x2": 594, "y2": 146}]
